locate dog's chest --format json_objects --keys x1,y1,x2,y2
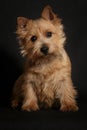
[{"x1": 32, "y1": 71, "x2": 57, "y2": 94}]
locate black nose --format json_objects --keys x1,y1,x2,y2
[{"x1": 40, "y1": 45, "x2": 49, "y2": 55}]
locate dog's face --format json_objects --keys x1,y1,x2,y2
[{"x1": 16, "y1": 6, "x2": 66, "y2": 60}]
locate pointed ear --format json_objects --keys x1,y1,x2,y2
[
  {"x1": 17, "y1": 17, "x2": 29, "y2": 29},
  {"x1": 41, "y1": 5, "x2": 61, "y2": 24},
  {"x1": 41, "y1": 5, "x2": 57, "y2": 20}
]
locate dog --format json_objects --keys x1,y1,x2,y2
[{"x1": 11, "y1": 5, "x2": 78, "y2": 111}]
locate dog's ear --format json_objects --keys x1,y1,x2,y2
[
  {"x1": 17, "y1": 17, "x2": 28, "y2": 29},
  {"x1": 41, "y1": 5, "x2": 56, "y2": 20},
  {"x1": 41, "y1": 5, "x2": 61, "y2": 24}
]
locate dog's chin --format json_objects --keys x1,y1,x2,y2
[
  {"x1": 27, "y1": 49, "x2": 58, "y2": 62},
  {"x1": 26, "y1": 51, "x2": 59, "y2": 68}
]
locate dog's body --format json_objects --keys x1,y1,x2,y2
[{"x1": 11, "y1": 6, "x2": 78, "y2": 111}]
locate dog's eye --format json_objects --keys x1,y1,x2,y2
[
  {"x1": 46, "y1": 32, "x2": 52, "y2": 38},
  {"x1": 31, "y1": 36, "x2": 37, "y2": 42}
]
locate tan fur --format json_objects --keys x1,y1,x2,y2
[{"x1": 11, "y1": 5, "x2": 78, "y2": 111}]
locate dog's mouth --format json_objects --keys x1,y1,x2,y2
[
  {"x1": 27, "y1": 46, "x2": 58, "y2": 66},
  {"x1": 28, "y1": 51, "x2": 58, "y2": 67},
  {"x1": 37, "y1": 52, "x2": 58, "y2": 63}
]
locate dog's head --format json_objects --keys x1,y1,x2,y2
[{"x1": 16, "y1": 5, "x2": 66, "y2": 60}]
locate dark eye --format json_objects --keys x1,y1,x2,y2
[
  {"x1": 46, "y1": 32, "x2": 52, "y2": 38},
  {"x1": 31, "y1": 36, "x2": 37, "y2": 42}
]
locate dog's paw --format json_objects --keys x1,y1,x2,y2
[
  {"x1": 11, "y1": 100, "x2": 19, "y2": 108},
  {"x1": 60, "y1": 104, "x2": 79, "y2": 112},
  {"x1": 22, "y1": 101, "x2": 39, "y2": 111}
]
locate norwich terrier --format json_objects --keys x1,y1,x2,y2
[{"x1": 11, "y1": 5, "x2": 78, "y2": 111}]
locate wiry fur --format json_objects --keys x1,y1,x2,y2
[{"x1": 11, "y1": 5, "x2": 78, "y2": 111}]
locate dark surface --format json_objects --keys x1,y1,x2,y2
[
  {"x1": 0, "y1": 0, "x2": 87, "y2": 129},
  {"x1": 0, "y1": 104, "x2": 87, "y2": 130}
]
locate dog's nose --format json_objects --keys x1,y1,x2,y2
[{"x1": 40, "y1": 45, "x2": 49, "y2": 55}]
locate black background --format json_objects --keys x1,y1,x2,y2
[{"x1": 0, "y1": 0, "x2": 87, "y2": 129}]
